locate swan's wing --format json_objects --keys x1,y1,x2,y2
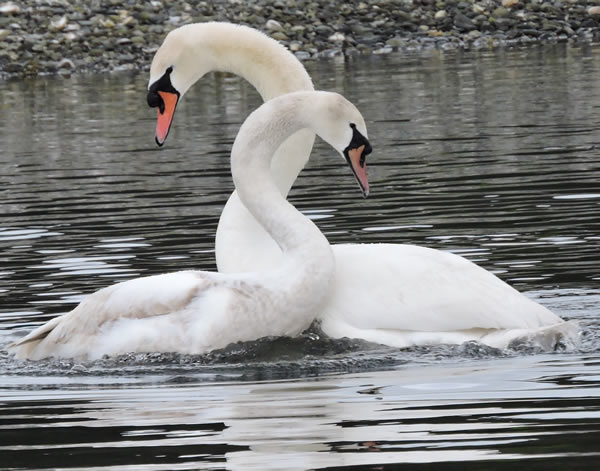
[
  {"x1": 326, "y1": 244, "x2": 561, "y2": 332},
  {"x1": 11, "y1": 271, "x2": 214, "y2": 358},
  {"x1": 11, "y1": 315, "x2": 63, "y2": 347}
]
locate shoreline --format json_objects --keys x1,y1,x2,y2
[{"x1": 1, "y1": 0, "x2": 600, "y2": 79}]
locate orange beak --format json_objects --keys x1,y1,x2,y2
[
  {"x1": 347, "y1": 144, "x2": 369, "y2": 197},
  {"x1": 155, "y1": 91, "x2": 179, "y2": 146}
]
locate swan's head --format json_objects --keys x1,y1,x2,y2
[
  {"x1": 147, "y1": 25, "x2": 213, "y2": 146},
  {"x1": 311, "y1": 92, "x2": 372, "y2": 197}
]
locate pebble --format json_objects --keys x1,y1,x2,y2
[
  {"x1": 455, "y1": 12, "x2": 477, "y2": 31},
  {"x1": 270, "y1": 31, "x2": 288, "y2": 41},
  {"x1": 56, "y1": 58, "x2": 75, "y2": 69},
  {"x1": 265, "y1": 19, "x2": 282, "y2": 31},
  {"x1": 1, "y1": 0, "x2": 600, "y2": 79},
  {"x1": 50, "y1": 16, "x2": 67, "y2": 31},
  {"x1": 0, "y1": 2, "x2": 19, "y2": 15},
  {"x1": 328, "y1": 32, "x2": 345, "y2": 42}
]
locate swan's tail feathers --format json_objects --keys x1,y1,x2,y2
[
  {"x1": 508, "y1": 320, "x2": 580, "y2": 352},
  {"x1": 6, "y1": 315, "x2": 63, "y2": 359}
]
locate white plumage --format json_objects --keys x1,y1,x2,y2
[
  {"x1": 146, "y1": 22, "x2": 578, "y2": 350},
  {"x1": 12, "y1": 91, "x2": 371, "y2": 360}
]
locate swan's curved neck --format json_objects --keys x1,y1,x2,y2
[
  {"x1": 184, "y1": 23, "x2": 313, "y2": 100},
  {"x1": 230, "y1": 95, "x2": 330, "y2": 264}
]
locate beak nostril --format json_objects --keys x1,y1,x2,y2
[{"x1": 147, "y1": 91, "x2": 165, "y2": 114}]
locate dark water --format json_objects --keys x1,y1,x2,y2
[{"x1": 1, "y1": 44, "x2": 600, "y2": 469}]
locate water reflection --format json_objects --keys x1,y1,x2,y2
[{"x1": 1, "y1": 356, "x2": 599, "y2": 470}]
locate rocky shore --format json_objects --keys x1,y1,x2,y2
[{"x1": 1, "y1": 0, "x2": 600, "y2": 78}]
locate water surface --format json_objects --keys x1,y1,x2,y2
[{"x1": 1, "y1": 44, "x2": 599, "y2": 469}]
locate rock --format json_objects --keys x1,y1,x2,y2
[
  {"x1": 3, "y1": 61, "x2": 22, "y2": 72},
  {"x1": 265, "y1": 19, "x2": 282, "y2": 31},
  {"x1": 454, "y1": 12, "x2": 476, "y2": 31},
  {"x1": 101, "y1": 18, "x2": 115, "y2": 29},
  {"x1": 493, "y1": 7, "x2": 510, "y2": 18},
  {"x1": 0, "y1": 2, "x2": 19, "y2": 15},
  {"x1": 473, "y1": 4, "x2": 486, "y2": 15},
  {"x1": 294, "y1": 51, "x2": 311, "y2": 60},
  {"x1": 0, "y1": 0, "x2": 599, "y2": 78},
  {"x1": 373, "y1": 46, "x2": 392, "y2": 54},
  {"x1": 270, "y1": 31, "x2": 288, "y2": 41},
  {"x1": 315, "y1": 24, "x2": 333, "y2": 36},
  {"x1": 385, "y1": 36, "x2": 404, "y2": 48},
  {"x1": 56, "y1": 58, "x2": 75, "y2": 69},
  {"x1": 50, "y1": 16, "x2": 68, "y2": 31}
]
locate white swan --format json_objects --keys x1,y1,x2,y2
[
  {"x1": 10, "y1": 90, "x2": 372, "y2": 360},
  {"x1": 148, "y1": 22, "x2": 578, "y2": 350}
]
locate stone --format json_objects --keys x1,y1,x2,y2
[
  {"x1": 56, "y1": 58, "x2": 75, "y2": 69},
  {"x1": 315, "y1": 24, "x2": 333, "y2": 36},
  {"x1": 265, "y1": 19, "x2": 282, "y2": 31},
  {"x1": 473, "y1": 4, "x2": 486, "y2": 15},
  {"x1": 373, "y1": 46, "x2": 392, "y2": 54},
  {"x1": 493, "y1": 7, "x2": 510, "y2": 18},
  {"x1": 271, "y1": 31, "x2": 288, "y2": 41},
  {"x1": 0, "y1": 0, "x2": 597, "y2": 78},
  {"x1": 385, "y1": 36, "x2": 404, "y2": 48},
  {"x1": 294, "y1": 51, "x2": 311, "y2": 60},
  {"x1": 3, "y1": 61, "x2": 21, "y2": 72},
  {"x1": 50, "y1": 16, "x2": 68, "y2": 31},
  {"x1": 0, "y1": 2, "x2": 19, "y2": 15},
  {"x1": 454, "y1": 13, "x2": 476, "y2": 31}
]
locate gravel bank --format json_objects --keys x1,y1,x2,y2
[{"x1": 1, "y1": 0, "x2": 600, "y2": 78}]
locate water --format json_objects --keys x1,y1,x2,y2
[{"x1": 1, "y1": 44, "x2": 600, "y2": 469}]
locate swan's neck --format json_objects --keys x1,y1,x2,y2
[
  {"x1": 181, "y1": 23, "x2": 316, "y2": 196},
  {"x1": 185, "y1": 23, "x2": 313, "y2": 100},
  {"x1": 230, "y1": 97, "x2": 332, "y2": 275}
]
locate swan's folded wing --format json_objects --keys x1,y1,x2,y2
[
  {"x1": 328, "y1": 244, "x2": 561, "y2": 332},
  {"x1": 10, "y1": 271, "x2": 212, "y2": 356},
  {"x1": 10, "y1": 315, "x2": 63, "y2": 347}
]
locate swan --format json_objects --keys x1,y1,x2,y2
[
  {"x1": 10, "y1": 90, "x2": 372, "y2": 360},
  {"x1": 148, "y1": 22, "x2": 578, "y2": 350}
]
